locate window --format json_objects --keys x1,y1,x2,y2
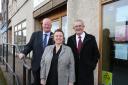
[
  {"x1": 102, "y1": 0, "x2": 128, "y2": 85},
  {"x1": 51, "y1": 16, "x2": 67, "y2": 42},
  {"x1": 51, "y1": 19, "x2": 59, "y2": 32},
  {"x1": 14, "y1": 20, "x2": 26, "y2": 45}
]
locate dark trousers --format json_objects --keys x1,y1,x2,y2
[{"x1": 32, "y1": 68, "x2": 41, "y2": 85}]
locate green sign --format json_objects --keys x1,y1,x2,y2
[{"x1": 102, "y1": 71, "x2": 112, "y2": 85}]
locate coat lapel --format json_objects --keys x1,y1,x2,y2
[
  {"x1": 59, "y1": 45, "x2": 65, "y2": 58},
  {"x1": 49, "y1": 45, "x2": 54, "y2": 60},
  {"x1": 48, "y1": 32, "x2": 54, "y2": 45},
  {"x1": 72, "y1": 34, "x2": 77, "y2": 47},
  {"x1": 81, "y1": 32, "x2": 91, "y2": 50},
  {"x1": 38, "y1": 31, "x2": 43, "y2": 47},
  {"x1": 71, "y1": 34, "x2": 79, "y2": 54}
]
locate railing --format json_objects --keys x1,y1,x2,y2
[
  {"x1": 1, "y1": 43, "x2": 20, "y2": 85},
  {"x1": 0, "y1": 43, "x2": 32, "y2": 85},
  {"x1": 22, "y1": 58, "x2": 32, "y2": 85},
  {"x1": 16, "y1": 44, "x2": 32, "y2": 85}
]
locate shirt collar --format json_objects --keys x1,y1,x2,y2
[
  {"x1": 76, "y1": 32, "x2": 85, "y2": 39},
  {"x1": 43, "y1": 31, "x2": 51, "y2": 36}
]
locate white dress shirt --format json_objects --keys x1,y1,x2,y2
[{"x1": 76, "y1": 32, "x2": 85, "y2": 48}]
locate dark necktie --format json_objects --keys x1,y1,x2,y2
[
  {"x1": 77, "y1": 36, "x2": 82, "y2": 53},
  {"x1": 43, "y1": 34, "x2": 48, "y2": 48}
]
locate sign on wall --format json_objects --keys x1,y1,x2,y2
[{"x1": 102, "y1": 71, "x2": 112, "y2": 85}]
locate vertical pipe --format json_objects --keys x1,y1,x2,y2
[
  {"x1": 5, "y1": 0, "x2": 9, "y2": 72},
  {"x1": 2, "y1": 44, "x2": 4, "y2": 64},
  {"x1": 27, "y1": 69, "x2": 31, "y2": 85},
  {"x1": 13, "y1": 45, "x2": 16, "y2": 85},
  {"x1": 23, "y1": 65, "x2": 26, "y2": 85},
  {"x1": 5, "y1": 44, "x2": 8, "y2": 72}
]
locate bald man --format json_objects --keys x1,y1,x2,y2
[{"x1": 18, "y1": 18, "x2": 54, "y2": 85}]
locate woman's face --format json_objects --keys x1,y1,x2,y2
[{"x1": 54, "y1": 31, "x2": 64, "y2": 44}]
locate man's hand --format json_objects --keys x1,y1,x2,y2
[
  {"x1": 40, "y1": 79, "x2": 46, "y2": 85},
  {"x1": 18, "y1": 53, "x2": 25, "y2": 59},
  {"x1": 69, "y1": 82, "x2": 73, "y2": 85}
]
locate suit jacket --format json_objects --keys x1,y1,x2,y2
[
  {"x1": 67, "y1": 32, "x2": 100, "y2": 85},
  {"x1": 40, "y1": 45, "x2": 75, "y2": 85},
  {"x1": 22, "y1": 31, "x2": 54, "y2": 71}
]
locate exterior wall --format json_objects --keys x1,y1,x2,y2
[
  {"x1": 1, "y1": 0, "x2": 8, "y2": 44},
  {"x1": 67, "y1": 0, "x2": 101, "y2": 85},
  {"x1": 0, "y1": 15, "x2": 2, "y2": 45},
  {"x1": 8, "y1": 0, "x2": 34, "y2": 44},
  {"x1": 33, "y1": 0, "x2": 66, "y2": 18}
]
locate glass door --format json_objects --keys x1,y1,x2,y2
[{"x1": 102, "y1": 0, "x2": 128, "y2": 85}]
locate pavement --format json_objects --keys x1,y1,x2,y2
[
  {"x1": 0, "y1": 67, "x2": 6, "y2": 85},
  {"x1": 0, "y1": 55, "x2": 32, "y2": 85}
]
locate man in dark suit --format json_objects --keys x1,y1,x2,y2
[
  {"x1": 18, "y1": 18, "x2": 54, "y2": 85},
  {"x1": 67, "y1": 19, "x2": 100, "y2": 85}
]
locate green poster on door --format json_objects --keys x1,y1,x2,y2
[{"x1": 102, "y1": 71, "x2": 112, "y2": 85}]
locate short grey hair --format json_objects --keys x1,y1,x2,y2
[{"x1": 74, "y1": 19, "x2": 85, "y2": 26}]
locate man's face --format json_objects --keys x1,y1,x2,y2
[
  {"x1": 73, "y1": 21, "x2": 84, "y2": 35},
  {"x1": 42, "y1": 19, "x2": 52, "y2": 33}
]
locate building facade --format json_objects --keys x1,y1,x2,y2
[
  {"x1": 1, "y1": 0, "x2": 128, "y2": 85},
  {"x1": 8, "y1": 0, "x2": 34, "y2": 45},
  {"x1": 1, "y1": 0, "x2": 8, "y2": 44}
]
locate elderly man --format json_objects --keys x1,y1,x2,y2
[
  {"x1": 18, "y1": 18, "x2": 54, "y2": 85},
  {"x1": 67, "y1": 19, "x2": 100, "y2": 85}
]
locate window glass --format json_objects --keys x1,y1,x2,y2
[
  {"x1": 102, "y1": 0, "x2": 128, "y2": 85},
  {"x1": 51, "y1": 20, "x2": 59, "y2": 32},
  {"x1": 14, "y1": 21, "x2": 26, "y2": 45},
  {"x1": 18, "y1": 24, "x2": 21, "y2": 30},
  {"x1": 22, "y1": 21, "x2": 26, "y2": 28},
  {"x1": 15, "y1": 26, "x2": 17, "y2": 31},
  {"x1": 62, "y1": 16, "x2": 67, "y2": 42}
]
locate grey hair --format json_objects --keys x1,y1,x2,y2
[{"x1": 74, "y1": 19, "x2": 85, "y2": 26}]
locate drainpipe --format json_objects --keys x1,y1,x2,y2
[{"x1": 5, "y1": 0, "x2": 9, "y2": 71}]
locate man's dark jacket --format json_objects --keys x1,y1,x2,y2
[
  {"x1": 22, "y1": 31, "x2": 54, "y2": 71},
  {"x1": 67, "y1": 32, "x2": 100, "y2": 85}
]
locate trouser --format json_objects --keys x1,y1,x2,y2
[{"x1": 32, "y1": 68, "x2": 41, "y2": 85}]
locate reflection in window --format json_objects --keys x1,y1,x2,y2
[
  {"x1": 116, "y1": 6, "x2": 128, "y2": 22},
  {"x1": 103, "y1": 0, "x2": 128, "y2": 61},
  {"x1": 14, "y1": 20, "x2": 26, "y2": 45},
  {"x1": 18, "y1": 24, "x2": 21, "y2": 30},
  {"x1": 115, "y1": 44, "x2": 128, "y2": 60},
  {"x1": 62, "y1": 16, "x2": 68, "y2": 42},
  {"x1": 103, "y1": 0, "x2": 128, "y2": 41},
  {"x1": 22, "y1": 21, "x2": 26, "y2": 28},
  {"x1": 18, "y1": 31, "x2": 22, "y2": 35},
  {"x1": 51, "y1": 20, "x2": 59, "y2": 32},
  {"x1": 23, "y1": 29, "x2": 26, "y2": 36},
  {"x1": 15, "y1": 26, "x2": 17, "y2": 31},
  {"x1": 23, "y1": 29, "x2": 26, "y2": 44}
]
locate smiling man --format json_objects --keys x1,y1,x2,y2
[
  {"x1": 67, "y1": 19, "x2": 100, "y2": 85},
  {"x1": 18, "y1": 18, "x2": 54, "y2": 85}
]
